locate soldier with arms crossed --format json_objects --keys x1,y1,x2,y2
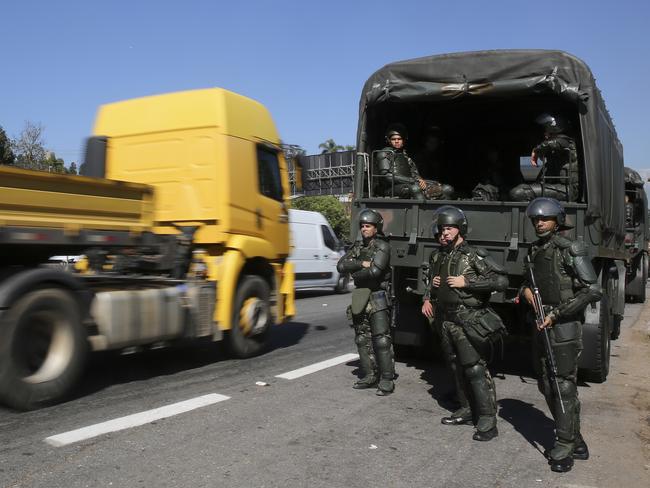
[{"x1": 337, "y1": 209, "x2": 395, "y2": 396}]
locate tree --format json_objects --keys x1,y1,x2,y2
[
  {"x1": 292, "y1": 195, "x2": 350, "y2": 241},
  {"x1": 68, "y1": 162, "x2": 78, "y2": 175},
  {"x1": 0, "y1": 125, "x2": 15, "y2": 165},
  {"x1": 45, "y1": 152, "x2": 65, "y2": 173},
  {"x1": 12, "y1": 121, "x2": 48, "y2": 169},
  {"x1": 344, "y1": 145, "x2": 356, "y2": 151},
  {"x1": 318, "y1": 139, "x2": 344, "y2": 154}
]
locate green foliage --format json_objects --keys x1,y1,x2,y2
[
  {"x1": 0, "y1": 125, "x2": 15, "y2": 165},
  {"x1": 292, "y1": 195, "x2": 351, "y2": 241},
  {"x1": 12, "y1": 121, "x2": 49, "y2": 170},
  {"x1": 68, "y1": 162, "x2": 78, "y2": 175},
  {"x1": 318, "y1": 139, "x2": 344, "y2": 154}
]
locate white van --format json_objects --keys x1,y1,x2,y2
[{"x1": 288, "y1": 209, "x2": 349, "y2": 293}]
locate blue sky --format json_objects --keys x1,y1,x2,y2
[{"x1": 2, "y1": 0, "x2": 649, "y2": 169}]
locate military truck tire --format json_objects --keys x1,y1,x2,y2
[
  {"x1": 0, "y1": 288, "x2": 87, "y2": 410},
  {"x1": 579, "y1": 295, "x2": 611, "y2": 383},
  {"x1": 334, "y1": 274, "x2": 350, "y2": 294},
  {"x1": 229, "y1": 276, "x2": 272, "y2": 358}
]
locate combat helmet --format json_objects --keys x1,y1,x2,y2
[
  {"x1": 359, "y1": 208, "x2": 384, "y2": 234},
  {"x1": 385, "y1": 123, "x2": 408, "y2": 143},
  {"x1": 433, "y1": 205, "x2": 468, "y2": 236},
  {"x1": 525, "y1": 197, "x2": 572, "y2": 233},
  {"x1": 535, "y1": 113, "x2": 568, "y2": 134}
]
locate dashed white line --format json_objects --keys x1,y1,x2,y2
[
  {"x1": 45, "y1": 393, "x2": 230, "y2": 447},
  {"x1": 275, "y1": 353, "x2": 359, "y2": 380}
]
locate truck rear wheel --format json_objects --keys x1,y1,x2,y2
[
  {"x1": 0, "y1": 288, "x2": 87, "y2": 410},
  {"x1": 228, "y1": 276, "x2": 272, "y2": 358},
  {"x1": 579, "y1": 295, "x2": 611, "y2": 383}
]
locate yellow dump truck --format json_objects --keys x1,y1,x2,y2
[{"x1": 0, "y1": 88, "x2": 298, "y2": 410}]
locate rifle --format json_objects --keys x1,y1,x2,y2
[
  {"x1": 389, "y1": 266, "x2": 397, "y2": 328},
  {"x1": 526, "y1": 255, "x2": 565, "y2": 414}
]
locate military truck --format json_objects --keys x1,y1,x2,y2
[
  {"x1": 350, "y1": 50, "x2": 626, "y2": 383},
  {"x1": 623, "y1": 167, "x2": 649, "y2": 308},
  {"x1": 0, "y1": 88, "x2": 299, "y2": 410}
]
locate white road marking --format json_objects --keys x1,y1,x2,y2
[
  {"x1": 275, "y1": 353, "x2": 359, "y2": 380},
  {"x1": 45, "y1": 393, "x2": 230, "y2": 447}
]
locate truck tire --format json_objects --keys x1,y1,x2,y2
[
  {"x1": 228, "y1": 276, "x2": 272, "y2": 358},
  {"x1": 0, "y1": 288, "x2": 87, "y2": 410},
  {"x1": 579, "y1": 295, "x2": 611, "y2": 383},
  {"x1": 334, "y1": 273, "x2": 350, "y2": 294}
]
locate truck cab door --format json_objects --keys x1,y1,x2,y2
[{"x1": 255, "y1": 145, "x2": 289, "y2": 255}]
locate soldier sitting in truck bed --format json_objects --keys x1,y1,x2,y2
[
  {"x1": 509, "y1": 114, "x2": 579, "y2": 202},
  {"x1": 373, "y1": 124, "x2": 426, "y2": 201}
]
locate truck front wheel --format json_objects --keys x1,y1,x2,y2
[
  {"x1": 0, "y1": 288, "x2": 87, "y2": 410},
  {"x1": 228, "y1": 276, "x2": 272, "y2": 358}
]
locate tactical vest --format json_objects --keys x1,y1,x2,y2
[
  {"x1": 393, "y1": 152, "x2": 414, "y2": 180},
  {"x1": 531, "y1": 239, "x2": 575, "y2": 305},
  {"x1": 433, "y1": 244, "x2": 486, "y2": 309}
]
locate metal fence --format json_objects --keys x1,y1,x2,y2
[{"x1": 289, "y1": 151, "x2": 355, "y2": 197}]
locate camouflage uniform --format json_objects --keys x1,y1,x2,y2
[
  {"x1": 337, "y1": 220, "x2": 395, "y2": 395},
  {"x1": 374, "y1": 147, "x2": 426, "y2": 202},
  {"x1": 522, "y1": 197, "x2": 601, "y2": 472},
  {"x1": 510, "y1": 135, "x2": 579, "y2": 202},
  {"x1": 425, "y1": 240, "x2": 508, "y2": 438}
]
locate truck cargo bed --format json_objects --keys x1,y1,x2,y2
[{"x1": 0, "y1": 165, "x2": 154, "y2": 234}]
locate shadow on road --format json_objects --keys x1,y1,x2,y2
[{"x1": 498, "y1": 398, "x2": 555, "y2": 455}]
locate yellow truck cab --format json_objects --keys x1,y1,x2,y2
[{"x1": 0, "y1": 88, "x2": 297, "y2": 410}]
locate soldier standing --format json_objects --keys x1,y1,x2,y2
[
  {"x1": 374, "y1": 124, "x2": 427, "y2": 201},
  {"x1": 337, "y1": 209, "x2": 395, "y2": 395},
  {"x1": 521, "y1": 197, "x2": 601, "y2": 473},
  {"x1": 510, "y1": 114, "x2": 579, "y2": 202},
  {"x1": 421, "y1": 206, "x2": 508, "y2": 441}
]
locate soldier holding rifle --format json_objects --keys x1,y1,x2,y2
[{"x1": 520, "y1": 198, "x2": 601, "y2": 473}]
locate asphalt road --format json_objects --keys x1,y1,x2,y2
[{"x1": 1, "y1": 288, "x2": 649, "y2": 488}]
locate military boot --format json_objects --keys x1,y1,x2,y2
[
  {"x1": 376, "y1": 374, "x2": 394, "y2": 396},
  {"x1": 353, "y1": 375, "x2": 377, "y2": 389},
  {"x1": 441, "y1": 406, "x2": 473, "y2": 426},
  {"x1": 572, "y1": 436, "x2": 589, "y2": 460}
]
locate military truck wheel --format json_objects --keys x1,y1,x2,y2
[
  {"x1": 229, "y1": 276, "x2": 272, "y2": 358},
  {"x1": 334, "y1": 274, "x2": 350, "y2": 294},
  {"x1": 0, "y1": 288, "x2": 87, "y2": 410},
  {"x1": 579, "y1": 295, "x2": 611, "y2": 383}
]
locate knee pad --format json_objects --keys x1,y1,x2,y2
[
  {"x1": 373, "y1": 334, "x2": 392, "y2": 353},
  {"x1": 355, "y1": 334, "x2": 371, "y2": 348},
  {"x1": 557, "y1": 378, "x2": 577, "y2": 399},
  {"x1": 464, "y1": 361, "x2": 486, "y2": 381}
]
